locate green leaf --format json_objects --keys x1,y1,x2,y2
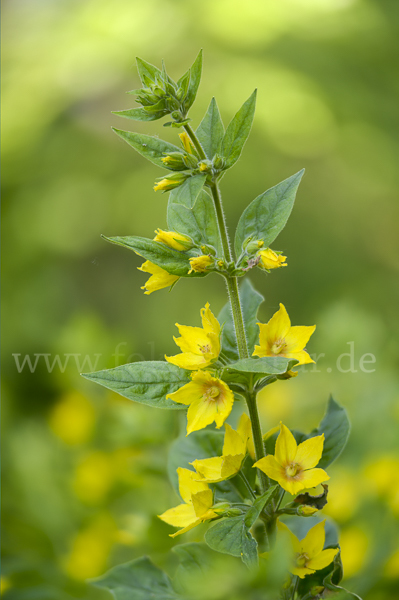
[
  {"x1": 82, "y1": 361, "x2": 189, "y2": 410},
  {"x1": 172, "y1": 543, "x2": 212, "y2": 593},
  {"x1": 218, "y1": 279, "x2": 264, "y2": 361},
  {"x1": 103, "y1": 236, "x2": 196, "y2": 277},
  {"x1": 183, "y1": 49, "x2": 203, "y2": 111},
  {"x1": 311, "y1": 396, "x2": 351, "y2": 469},
  {"x1": 112, "y1": 106, "x2": 166, "y2": 122},
  {"x1": 136, "y1": 57, "x2": 163, "y2": 86},
  {"x1": 196, "y1": 98, "x2": 224, "y2": 159},
  {"x1": 225, "y1": 357, "x2": 297, "y2": 376},
  {"x1": 167, "y1": 190, "x2": 223, "y2": 256},
  {"x1": 112, "y1": 129, "x2": 182, "y2": 169},
  {"x1": 92, "y1": 556, "x2": 182, "y2": 600},
  {"x1": 205, "y1": 515, "x2": 258, "y2": 568},
  {"x1": 168, "y1": 430, "x2": 250, "y2": 503},
  {"x1": 234, "y1": 170, "x2": 304, "y2": 257},
  {"x1": 168, "y1": 174, "x2": 207, "y2": 209},
  {"x1": 220, "y1": 90, "x2": 257, "y2": 169},
  {"x1": 205, "y1": 485, "x2": 278, "y2": 568}
]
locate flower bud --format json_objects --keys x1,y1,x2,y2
[
  {"x1": 183, "y1": 154, "x2": 199, "y2": 169},
  {"x1": 258, "y1": 248, "x2": 287, "y2": 270},
  {"x1": 171, "y1": 110, "x2": 181, "y2": 120},
  {"x1": 246, "y1": 240, "x2": 264, "y2": 254},
  {"x1": 188, "y1": 255, "x2": 214, "y2": 274},
  {"x1": 277, "y1": 370, "x2": 298, "y2": 380},
  {"x1": 297, "y1": 505, "x2": 318, "y2": 517},
  {"x1": 179, "y1": 132, "x2": 195, "y2": 155},
  {"x1": 161, "y1": 153, "x2": 187, "y2": 171},
  {"x1": 198, "y1": 161, "x2": 211, "y2": 173},
  {"x1": 153, "y1": 173, "x2": 188, "y2": 192},
  {"x1": 200, "y1": 245, "x2": 216, "y2": 256},
  {"x1": 212, "y1": 502, "x2": 231, "y2": 514},
  {"x1": 212, "y1": 154, "x2": 225, "y2": 170},
  {"x1": 225, "y1": 508, "x2": 243, "y2": 517}
]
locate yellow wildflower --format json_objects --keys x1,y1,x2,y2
[
  {"x1": 179, "y1": 132, "x2": 195, "y2": 154},
  {"x1": 153, "y1": 228, "x2": 191, "y2": 250},
  {"x1": 153, "y1": 173, "x2": 187, "y2": 192},
  {"x1": 165, "y1": 302, "x2": 220, "y2": 370},
  {"x1": 188, "y1": 255, "x2": 213, "y2": 274},
  {"x1": 253, "y1": 303, "x2": 315, "y2": 366},
  {"x1": 191, "y1": 414, "x2": 251, "y2": 482},
  {"x1": 278, "y1": 520, "x2": 339, "y2": 579},
  {"x1": 167, "y1": 370, "x2": 234, "y2": 434},
  {"x1": 158, "y1": 467, "x2": 218, "y2": 537},
  {"x1": 138, "y1": 229, "x2": 190, "y2": 294},
  {"x1": 259, "y1": 248, "x2": 287, "y2": 270},
  {"x1": 253, "y1": 422, "x2": 329, "y2": 495}
]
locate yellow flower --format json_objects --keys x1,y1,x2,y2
[
  {"x1": 158, "y1": 467, "x2": 218, "y2": 537},
  {"x1": 179, "y1": 132, "x2": 195, "y2": 154},
  {"x1": 138, "y1": 261, "x2": 179, "y2": 295},
  {"x1": 188, "y1": 255, "x2": 213, "y2": 274},
  {"x1": 253, "y1": 422, "x2": 329, "y2": 495},
  {"x1": 253, "y1": 303, "x2": 316, "y2": 366},
  {"x1": 165, "y1": 302, "x2": 221, "y2": 370},
  {"x1": 259, "y1": 248, "x2": 287, "y2": 270},
  {"x1": 153, "y1": 173, "x2": 187, "y2": 192},
  {"x1": 191, "y1": 414, "x2": 251, "y2": 482},
  {"x1": 138, "y1": 229, "x2": 190, "y2": 295},
  {"x1": 278, "y1": 520, "x2": 339, "y2": 579},
  {"x1": 154, "y1": 228, "x2": 191, "y2": 250},
  {"x1": 167, "y1": 371, "x2": 234, "y2": 434}
]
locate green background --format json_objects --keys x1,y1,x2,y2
[{"x1": 2, "y1": 0, "x2": 399, "y2": 598}]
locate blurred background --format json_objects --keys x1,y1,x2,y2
[{"x1": 2, "y1": 0, "x2": 399, "y2": 598}]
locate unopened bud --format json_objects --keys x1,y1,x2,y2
[
  {"x1": 225, "y1": 508, "x2": 243, "y2": 517},
  {"x1": 217, "y1": 260, "x2": 225, "y2": 269},
  {"x1": 212, "y1": 154, "x2": 224, "y2": 170},
  {"x1": 297, "y1": 505, "x2": 318, "y2": 517},
  {"x1": 212, "y1": 502, "x2": 230, "y2": 515},
  {"x1": 246, "y1": 240, "x2": 264, "y2": 254},
  {"x1": 277, "y1": 370, "x2": 298, "y2": 380},
  {"x1": 200, "y1": 245, "x2": 216, "y2": 256},
  {"x1": 310, "y1": 586, "x2": 324, "y2": 596},
  {"x1": 171, "y1": 111, "x2": 181, "y2": 120}
]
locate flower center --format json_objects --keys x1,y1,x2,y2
[
  {"x1": 199, "y1": 344, "x2": 211, "y2": 354},
  {"x1": 204, "y1": 386, "x2": 220, "y2": 401},
  {"x1": 285, "y1": 463, "x2": 299, "y2": 478},
  {"x1": 271, "y1": 338, "x2": 285, "y2": 355},
  {"x1": 295, "y1": 552, "x2": 310, "y2": 568}
]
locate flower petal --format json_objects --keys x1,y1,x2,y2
[
  {"x1": 301, "y1": 520, "x2": 326, "y2": 557},
  {"x1": 191, "y1": 457, "x2": 224, "y2": 482},
  {"x1": 173, "y1": 325, "x2": 211, "y2": 354},
  {"x1": 283, "y1": 325, "x2": 316, "y2": 353},
  {"x1": 307, "y1": 548, "x2": 339, "y2": 571},
  {"x1": 283, "y1": 350, "x2": 314, "y2": 366},
  {"x1": 237, "y1": 413, "x2": 251, "y2": 445},
  {"x1": 220, "y1": 454, "x2": 245, "y2": 480},
  {"x1": 298, "y1": 468, "x2": 330, "y2": 490},
  {"x1": 177, "y1": 467, "x2": 209, "y2": 503},
  {"x1": 138, "y1": 261, "x2": 179, "y2": 294},
  {"x1": 165, "y1": 352, "x2": 209, "y2": 370},
  {"x1": 267, "y1": 304, "x2": 291, "y2": 342},
  {"x1": 277, "y1": 520, "x2": 301, "y2": 554},
  {"x1": 186, "y1": 396, "x2": 221, "y2": 434},
  {"x1": 275, "y1": 423, "x2": 297, "y2": 466},
  {"x1": 295, "y1": 435, "x2": 325, "y2": 470},
  {"x1": 158, "y1": 503, "x2": 197, "y2": 527},
  {"x1": 201, "y1": 303, "x2": 220, "y2": 338},
  {"x1": 253, "y1": 455, "x2": 285, "y2": 482},
  {"x1": 166, "y1": 380, "x2": 203, "y2": 406},
  {"x1": 192, "y1": 489, "x2": 214, "y2": 517},
  {"x1": 223, "y1": 423, "x2": 246, "y2": 456},
  {"x1": 291, "y1": 566, "x2": 315, "y2": 579},
  {"x1": 169, "y1": 519, "x2": 202, "y2": 538}
]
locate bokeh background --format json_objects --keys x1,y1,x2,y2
[{"x1": 2, "y1": 0, "x2": 399, "y2": 598}]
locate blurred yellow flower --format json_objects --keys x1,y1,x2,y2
[
  {"x1": 191, "y1": 413, "x2": 251, "y2": 482},
  {"x1": 158, "y1": 468, "x2": 218, "y2": 537},
  {"x1": 339, "y1": 526, "x2": 369, "y2": 577},
  {"x1": 1, "y1": 577, "x2": 11, "y2": 595},
  {"x1": 278, "y1": 520, "x2": 339, "y2": 579},
  {"x1": 253, "y1": 303, "x2": 315, "y2": 366},
  {"x1": 73, "y1": 451, "x2": 114, "y2": 504},
  {"x1": 253, "y1": 422, "x2": 329, "y2": 495},
  {"x1": 259, "y1": 248, "x2": 287, "y2": 270},
  {"x1": 63, "y1": 513, "x2": 117, "y2": 580},
  {"x1": 364, "y1": 455, "x2": 399, "y2": 516},
  {"x1": 167, "y1": 370, "x2": 234, "y2": 435},
  {"x1": 165, "y1": 302, "x2": 221, "y2": 370},
  {"x1": 188, "y1": 255, "x2": 213, "y2": 274},
  {"x1": 48, "y1": 391, "x2": 95, "y2": 445},
  {"x1": 323, "y1": 468, "x2": 360, "y2": 522},
  {"x1": 385, "y1": 548, "x2": 399, "y2": 579}
]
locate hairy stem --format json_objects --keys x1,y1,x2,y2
[{"x1": 246, "y1": 389, "x2": 269, "y2": 493}]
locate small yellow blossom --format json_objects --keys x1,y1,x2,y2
[
  {"x1": 253, "y1": 422, "x2": 329, "y2": 495},
  {"x1": 253, "y1": 303, "x2": 315, "y2": 366},
  {"x1": 138, "y1": 229, "x2": 190, "y2": 294},
  {"x1": 259, "y1": 248, "x2": 287, "y2": 270},
  {"x1": 179, "y1": 132, "x2": 195, "y2": 154},
  {"x1": 154, "y1": 228, "x2": 191, "y2": 250},
  {"x1": 297, "y1": 505, "x2": 319, "y2": 516},
  {"x1": 165, "y1": 302, "x2": 220, "y2": 370},
  {"x1": 138, "y1": 261, "x2": 179, "y2": 295},
  {"x1": 191, "y1": 414, "x2": 251, "y2": 482},
  {"x1": 158, "y1": 467, "x2": 218, "y2": 537},
  {"x1": 154, "y1": 173, "x2": 187, "y2": 192},
  {"x1": 278, "y1": 520, "x2": 339, "y2": 579},
  {"x1": 199, "y1": 162, "x2": 208, "y2": 172},
  {"x1": 188, "y1": 255, "x2": 213, "y2": 274},
  {"x1": 167, "y1": 370, "x2": 234, "y2": 434}
]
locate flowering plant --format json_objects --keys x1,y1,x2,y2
[{"x1": 83, "y1": 52, "x2": 361, "y2": 600}]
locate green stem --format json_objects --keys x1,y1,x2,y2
[
  {"x1": 238, "y1": 471, "x2": 256, "y2": 500},
  {"x1": 183, "y1": 124, "x2": 268, "y2": 491},
  {"x1": 291, "y1": 576, "x2": 299, "y2": 600}
]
